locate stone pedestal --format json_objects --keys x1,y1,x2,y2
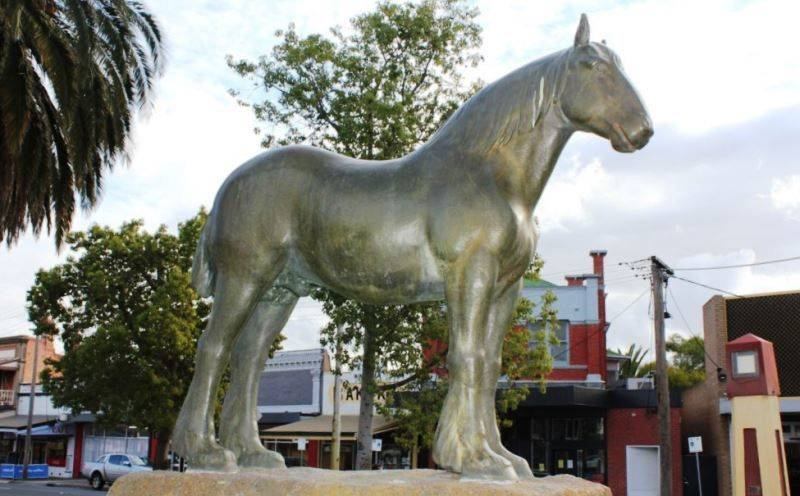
[{"x1": 109, "y1": 468, "x2": 611, "y2": 496}]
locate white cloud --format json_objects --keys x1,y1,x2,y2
[
  {"x1": 476, "y1": 0, "x2": 800, "y2": 134},
  {"x1": 770, "y1": 174, "x2": 800, "y2": 218},
  {"x1": 3, "y1": 0, "x2": 800, "y2": 354}
]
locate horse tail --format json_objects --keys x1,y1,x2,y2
[{"x1": 191, "y1": 221, "x2": 215, "y2": 298}]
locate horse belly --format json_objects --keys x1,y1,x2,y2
[{"x1": 299, "y1": 223, "x2": 445, "y2": 304}]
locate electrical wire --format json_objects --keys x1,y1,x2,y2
[
  {"x1": 549, "y1": 287, "x2": 650, "y2": 362},
  {"x1": 669, "y1": 274, "x2": 744, "y2": 299},
  {"x1": 607, "y1": 288, "x2": 649, "y2": 323},
  {"x1": 672, "y1": 255, "x2": 800, "y2": 271},
  {"x1": 666, "y1": 286, "x2": 723, "y2": 370}
]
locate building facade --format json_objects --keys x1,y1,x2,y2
[
  {"x1": 501, "y1": 250, "x2": 683, "y2": 495},
  {"x1": 0, "y1": 335, "x2": 75, "y2": 477},
  {"x1": 682, "y1": 290, "x2": 800, "y2": 495}
]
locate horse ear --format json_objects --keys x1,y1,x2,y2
[{"x1": 574, "y1": 13, "x2": 590, "y2": 47}]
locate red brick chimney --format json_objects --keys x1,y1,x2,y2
[
  {"x1": 591, "y1": 250, "x2": 608, "y2": 382},
  {"x1": 565, "y1": 276, "x2": 584, "y2": 287},
  {"x1": 590, "y1": 249, "x2": 607, "y2": 285}
]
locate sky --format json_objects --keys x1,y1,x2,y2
[{"x1": 1, "y1": 0, "x2": 799, "y2": 360}]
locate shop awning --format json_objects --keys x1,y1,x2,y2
[
  {"x1": 263, "y1": 415, "x2": 396, "y2": 440},
  {"x1": 0, "y1": 415, "x2": 57, "y2": 434}
]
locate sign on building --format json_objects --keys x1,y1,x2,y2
[{"x1": 688, "y1": 436, "x2": 703, "y2": 454}]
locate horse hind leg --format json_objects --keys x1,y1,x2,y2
[
  {"x1": 173, "y1": 256, "x2": 286, "y2": 471},
  {"x1": 219, "y1": 285, "x2": 299, "y2": 468}
]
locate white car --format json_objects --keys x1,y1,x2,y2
[{"x1": 81, "y1": 453, "x2": 152, "y2": 490}]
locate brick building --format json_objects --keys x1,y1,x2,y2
[
  {"x1": 0, "y1": 335, "x2": 90, "y2": 478},
  {"x1": 682, "y1": 290, "x2": 800, "y2": 495},
  {"x1": 501, "y1": 250, "x2": 683, "y2": 495}
]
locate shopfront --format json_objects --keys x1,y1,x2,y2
[
  {"x1": 502, "y1": 402, "x2": 606, "y2": 483},
  {"x1": 529, "y1": 414, "x2": 605, "y2": 481}
]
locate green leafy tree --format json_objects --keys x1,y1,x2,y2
[
  {"x1": 666, "y1": 334, "x2": 705, "y2": 372},
  {"x1": 27, "y1": 212, "x2": 284, "y2": 468},
  {"x1": 0, "y1": 1, "x2": 164, "y2": 246},
  {"x1": 637, "y1": 334, "x2": 706, "y2": 389}
]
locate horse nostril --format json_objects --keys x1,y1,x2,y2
[{"x1": 633, "y1": 126, "x2": 653, "y2": 146}]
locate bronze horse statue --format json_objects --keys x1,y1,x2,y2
[{"x1": 174, "y1": 15, "x2": 652, "y2": 480}]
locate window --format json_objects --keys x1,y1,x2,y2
[
  {"x1": 528, "y1": 320, "x2": 569, "y2": 365},
  {"x1": 732, "y1": 350, "x2": 759, "y2": 377},
  {"x1": 109, "y1": 455, "x2": 126, "y2": 466},
  {"x1": 128, "y1": 455, "x2": 148, "y2": 466}
]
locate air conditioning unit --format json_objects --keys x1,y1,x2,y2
[{"x1": 626, "y1": 378, "x2": 654, "y2": 390}]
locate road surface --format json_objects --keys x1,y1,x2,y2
[{"x1": 0, "y1": 482, "x2": 105, "y2": 495}]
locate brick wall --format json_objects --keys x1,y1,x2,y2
[
  {"x1": 607, "y1": 408, "x2": 683, "y2": 496},
  {"x1": 702, "y1": 295, "x2": 732, "y2": 495},
  {"x1": 21, "y1": 336, "x2": 59, "y2": 384}
]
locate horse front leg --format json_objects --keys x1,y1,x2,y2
[
  {"x1": 433, "y1": 250, "x2": 517, "y2": 480},
  {"x1": 482, "y1": 279, "x2": 535, "y2": 479}
]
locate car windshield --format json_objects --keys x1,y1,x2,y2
[
  {"x1": 128, "y1": 455, "x2": 148, "y2": 466},
  {"x1": 95, "y1": 455, "x2": 107, "y2": 463}
]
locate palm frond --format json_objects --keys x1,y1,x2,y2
[{"x1": 0, "y1": 0, "x2": 165, "y2": 247}]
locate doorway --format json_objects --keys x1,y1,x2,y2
[{"x1": 626, "y1": 446, "x2": 659, "y2": 496}]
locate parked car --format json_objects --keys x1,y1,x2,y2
[{"x1": 81, "y1": 453, "x2": 152, "y2": 490}]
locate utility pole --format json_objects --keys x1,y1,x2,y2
[
  {"x1": 651, "y1": 256, "x2": 673, "y2": 496},
  {"x1": 330, "y1": 324, "x2": 343, "y2": 470},
  {"x1": 23, "y1": 335, "x2": 40, "y2": 479}
]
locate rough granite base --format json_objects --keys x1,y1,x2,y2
[{"x1": 108, "y1": 468, "x2": 611, "y2": 496}]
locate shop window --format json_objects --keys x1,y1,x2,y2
[
  {"x1": 581, "y1": 417, "x2": 604, "y2": 441},
  {"x1": 531, "y1": 443, "x2": 547, "y2": 476},
  {"x1": 582, "y1": 449, "x2": 605, "y2": 482},
  {"x1": 46, "y1": 439, "x2": 67, "y2": 467}
]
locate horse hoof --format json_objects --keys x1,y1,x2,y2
[
  {"x1": 193, "y1": 447, "x2": 238, "y2": 472},
  {"x1": 504, "y1": 451, "x2": 534, "y2": 480},
  {"x1": 238, "y1": 449, "x2": 286, "y2": 469},
  {"x1": 460, "y1": 449, "x2": 517, "y2": 481}
]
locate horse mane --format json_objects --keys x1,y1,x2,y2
[{"x1": 425, "y1": 50, "x2": 569, "y2": 155}]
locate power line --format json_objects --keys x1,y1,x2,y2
[
  {"x1": 550, "y1": 288, "x2": 650, "y2": 362},
  {"x1": 672, "y1": 255, "x2": 800, "y2": 271},
  {"x1": 608, "y1": 288, "x2": 649, "y2": 323},
  {"x1": 666, "y1": 286, "x2": 723, "y2": 370},
  {"x1": 669, "y1": 274, "x2": 744, "y2": 299}
]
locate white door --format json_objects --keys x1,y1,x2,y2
[{"x1": 626, "y1": 446, "x2": 660, "y2": 496}]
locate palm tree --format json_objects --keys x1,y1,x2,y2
[
  {"x1": 0, "y1": 0, "x2": 164, "y2": 246},
  {"x1": 614, "y1": 343, "x2": 648, "y2": 379}
]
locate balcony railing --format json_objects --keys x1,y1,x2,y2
[{"x1": 0, "y1": 389, "x2": 14, "y2": 406}]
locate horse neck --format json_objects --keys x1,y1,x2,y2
[
  {"x1": 491, "y1": 111, "x2": 574, "y2": 215},
  {"x1": 418, "y1": 51, "x2": 573, "y2": 211}
]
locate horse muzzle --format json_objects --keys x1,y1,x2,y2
[{"x1": 610, "y1": 118, "x2": 653, "y2": 153}]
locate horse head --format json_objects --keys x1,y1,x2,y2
[{"x1": 559, "y1": 14, "x2": 653, "y2": 152}]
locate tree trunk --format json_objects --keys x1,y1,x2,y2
[
  {"x1": 153, "y1": 430, "x2": 171, "y2": 470},
  {"x1": 355, "y1": 327, "x2": 377, "y2": 470}
]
